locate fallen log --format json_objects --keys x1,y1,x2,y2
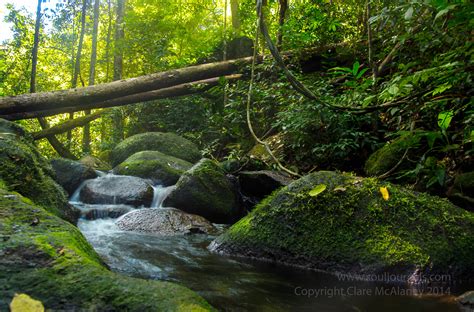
[
  {"x1": 0, "y1": 58, "x2": 252, "y2": 115},
  {"x1": 33, "y1": 110, "x2": 105, "y2": 140},
  {"x1": 3, "y1": 74, "x2": 242, "y2": 121}
]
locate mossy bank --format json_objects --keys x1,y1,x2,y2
[
  {"x1": 0, "y1": 187, "x2": 214, "y2": 311},
  {"x1": 210, "y1": 171, "x2": 474, "y2": 281}
]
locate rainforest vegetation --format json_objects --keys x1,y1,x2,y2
[{"x1": 0, "y1": 0, "x2": 473, "y2": 311}]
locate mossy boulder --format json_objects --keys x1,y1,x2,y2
[
  {"x1": 210, "y1": 171, "x2": 474, "y2": 281},
  {"x1": 79, "y1": 155, "x2": 112, "y2": 172},
  {"x1": 0, "y1": 188, "x2": 214, "y2": 311},
  {"x1": 365, "y1": 134, "x2": 420, "y2": 177},
  {"x1": 114, "y1": 151, "x2": 192, "y2": 186},
  {"x1": 0, "y1": 119, "x2": 79, "y2": 224},
  {"x1": 50, "y1": 158, "x2": 97, "y2": 195},
  {"x1": 110, "y1": 132, "x2": 201, "y2": 167},
  {"x1": 447, "y1": 172, "x2": 474, "y2": 211},
  {"x1": 164, "y1": 159, "x2": 242, "y2": 223}
]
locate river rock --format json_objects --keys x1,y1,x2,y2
[
  {"x1": 210, "y1": 171, "x2": 474, "y2": 283},
  {"x1": 50, "y1": 158, "x2": 98, "y2": 195},
  {"x1": 364, "y1": 133, "x2": 420, "y2": 177},
  {"x1": 73, "y1": 203, "x2": 134, "y2": 220},
  {"x1": 110, "y1": 132, "x2": 201, "y2": 166},
  {"x1": 457, "y1": 291, "x2": 474, "y2": 312},
  {"x1": 447, "y1": 172, "x2": 474, "y2": 212},
  {"x1": 80, "y1": 175, "x2": 154, "y2": 207},
  {"x1": 0, "y1": 187, "x2": 213, "y2": 310},
  {"x1": 238, "y1": 170, "x2": 293, "y2": 198},
  {"x1": 0, "y1": 119, "x2": 79, "y2": 224},
  {"x1": 163, "y1": 159, "x2": 242, "y2": 224},
  {"x1": 114, "y1": 151, "x2": 192, "y2": 186},
  {"x1": 79, "y1": 155, "x2": 112, "y2": 172},
  {"x1": 116, "y1": 208, "x2": 216, "y2": 235}
]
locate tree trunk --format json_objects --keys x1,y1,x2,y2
[
  {"x1": 68, "y1": 0, "x2": 88, "y2": 148},
  {"x1": 5, "y1": 75, "x2": 241, "y2": 120},
  {"x1": 276, "y1": 0, "x2": 288, "y2": 49},
  {"x1": 230, "y1": 0, "x2": 241, "y2": 36},
  {"x1": 0, "y1": 57, "x2": 252, "y2": 115},
  {"x1": 34, "y1": 110, "x2": 104, "y2": 140},
  {"x1": 30, "y1": 0, "x2": 76, "y2": 159},
  {"x1": 112, "y1": 0, "x2": 126, "y2": 144},
  {"x1": 83, "y1": 0, "x2": 101, "y2": 154}
]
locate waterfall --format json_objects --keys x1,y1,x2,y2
[{"x1": 151, "y1": 185, "x2": 175, "y2": 208}]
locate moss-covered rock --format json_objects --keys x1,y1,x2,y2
[
  {"x1": 210, "y1": 171, "x2": 474, "y2": 281},
  {"x1": 50, "y1": 158, "x2": 97, "y2": 195},
  {"x1": 365, "y1": 134, "x2": 420, "y2": 177},
  {"x1": 0, "y1": 188, "x2": 214, "y2": 311},
  {"x1": 114, "y1": 151, "x2": 192, "y2": 186},
  {"x1": 79, "y1": 155, "x2": 112, "y2": 172},
  {"x1": 110, "y1": 132, "x2": 201, "y2": 166},
  {"x1": 0, "y1": 119, "x2": 79, "y2": 224},
  {"x1": 448, "y1": 172, "x2": 474, "y2": 211},
  {"x1": 164, "y1": 159, "x2": 242, "y2": 223}
]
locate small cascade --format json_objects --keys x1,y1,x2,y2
[
  {"x1": 69, "y1": 180, "x2": 88, "y2": 203},
  {"x1": 151, "y1": 185, "x2": 175, "y2": 208}
]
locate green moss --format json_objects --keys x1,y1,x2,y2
[
  {"x1": 0, "y1": 120, "x2": 78, "y2": 223},
  {"x1": 164, "y1": 159, "x2": 241, "y2": 223},
  {"x1": 110, "y1": 132, "x2": 201, "y2": 166},
  {"x1": 0, "y1": 188, "x2": 215, "y2": 311},
  {"x1": 213, "y1": 171, "x2": 474, "y2": 278},
  {"x1": 365, "y1": 134, "x2": 420, "y2": 177},
  {"x1": 114, "y1": 151, "x2": 192, "y2": 185}
]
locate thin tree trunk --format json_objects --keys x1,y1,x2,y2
[
  {"x1": 30, "y1": 0, "x2": 76, "y2": 159},
  {"x1": 68, "y1": 0, "x2": 88, "y2": 148},
  {"x1": 105, "y1": 0, "x2": 113, "y2": 82},
  {"x1": 276, "y1": 0, "x2": 288, "y2": 49},
  {"x1": 230, "y1": 0, "x2": 241, "y2": 36},
  {"x1": 112, "y1": 0, "x2": 126, "y2": 145},
  {"x1": 83, "y1": 0, "x2": 101, "y2": 154}
]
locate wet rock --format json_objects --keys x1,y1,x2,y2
[
  {"x1": 50, "y1": 158, "x2": 97, "y2": 195},
  {"x1": 110, "y1": 132, "x2": 201, "y2": 166},
  {"x1": 80, "y1": 175, "x2": 154, "y2": 207},
  {"x1": 457, "y1": 291, "x2": 474, "y2": 312},
  {"x1": 74, "y1": 204, "x2": 134, "y2": 220},
  {"x1": 163, "y1": 159, "x2": 242, "y2": 224},
  {"x1": 116, "y1": 208, "x2": 216, "y2": 235},
  {"x1": 238, "y1": 170, "x2": 293, "y2": 198},
  {"x1": 0, "y1": 119, "x2": 79, "y2": 224},
  {"x1": 114, "y1": 150, "x2": 192, "y2": 186},
  {"x1": 210, "y1": 171, "x2": 474, "y2": 282}
]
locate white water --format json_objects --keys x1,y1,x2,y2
[{"x1": 151, "y1": 185, "x2": 175, "y2": 208}]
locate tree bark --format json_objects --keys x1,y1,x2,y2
[
  {"x1": 68, "y1": 0, "x2": 88, "y2": 148},
  {"x1": 230, "y1": 0, "x2": 241, "y2": 36},
  {"x1": 83, "y1": 0, "x2": 101, "y2": 154},
  {"x1": 4, "y1": 75, "x2": 242, "y2": 120},
  {"x1": 276, "y1": 0, "x2": 288, "y2": 49},
  {"x1": 111, "y1": 0, "x2": 126, "y2": 144},
  {"x1": 34, "y1": 110, "x2": 104, "y2": 140},
  {"x1": 30, "y1": 0, "x2": 76, "y2": 159},
  {"x1": 0, "y1": 57, "x2": 252, "y2": 115}
]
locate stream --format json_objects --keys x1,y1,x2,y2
[{"x1": 71, "y1": 174, "x2": 467, "y2": 311}]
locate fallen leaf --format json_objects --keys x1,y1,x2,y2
[
  {"x1": 334, "y1": 186, "x2": 346, "y2": 192},
  {"x1": 309, "y1": 184, "x2": 327, "y2": 197},
  {"x1": 380, "y1": 187, "x2": 390, "y2": 201},
  {"x1": 10, "y1": 293, "x2": 44, "y2": 312}
]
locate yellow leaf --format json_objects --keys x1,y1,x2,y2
[
  {"x1": 10, "y1": 293, "x2": 44, "y2": 312},
  {"x1": 309, "y1": 184, "x2": 326, "y2": 197},
  {"x1": 380, "y1": 187, "x2": 390, "y2": 201}
]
